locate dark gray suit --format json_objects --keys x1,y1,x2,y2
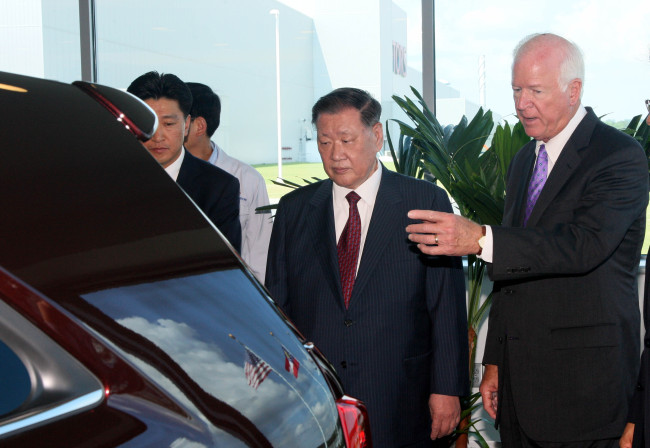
[
  {"x1": 484, "y1": 108, "x2": 648, "y2": 442},
  {"x1": 177, "y1": 150, "x2": 241, "y2": 252},
  {"x1": 266, "y1": 166, "x2": 469, "y2": 447},
  {"x1": 628, "y1": 248, "x2": 650, "y2": 448}
]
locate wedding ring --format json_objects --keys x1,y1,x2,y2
[{"x1": 434, "y1": 234, "x2": 439, "y2": 244}]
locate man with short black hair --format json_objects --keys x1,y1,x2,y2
[
  {"x1": 184, "y1": 82, "x2": 272, "y2": 282},
  {"x1": 127, "y1": 72, "x2": 241, "y2": 251}
]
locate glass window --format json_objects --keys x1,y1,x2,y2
[
  {"x1": 0, "y1": 340, "x2": 30, "y2": 417},
  {"x1": 434, "y1": 0, "x2": 650, "y2": 127},
  {"x1": 434, "y1": 0, "x2": 650, "y2": 253},
  {"x1": 81, "y1": 268, "x2": 340, "y2": 446},
  {"x1": 93, "y1": 0, "x2": 423, "y2": 166},
  {"x1": 0, "y1": 0, "x2": 81, "y2": 82}
]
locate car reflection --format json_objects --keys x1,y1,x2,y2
[{"x1": 79, "y1": 268, "x2": 340, "y2": 447}]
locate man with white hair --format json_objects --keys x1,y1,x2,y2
[{"x1": 406, "y1": 33, "x2": 648, "y2": 446}]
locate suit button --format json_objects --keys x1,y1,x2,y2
[
  {"x1": 645, "y1": 340, "x2": 650, "y2": 347},
  {"x1": 344, "y1": 319, "x2": 353, "y2": 327},
  {"x1": 504, "y1": 289, "x2": 513, "y2": 295},
  {"x1": 341, "y1": 361, "x2": 347, "y2": 369},
  {"x1": 498, "y1": 337, "x2": 504, "y2": 343}
]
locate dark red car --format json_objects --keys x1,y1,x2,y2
[{"x1": 0, "y1": 71, "x2": 370, "y2": 447}]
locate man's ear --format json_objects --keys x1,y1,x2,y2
[
  {"x1": 568, "y1": 79, "x2": 582, "y2": 106},
  {"x1": 372, "y1": 122, "x2": 383, "y2": 151},
  {"x1": 183, "y1": 114, "x2": 192, "y2": 138},
  {"x1": 192, "y1": 116, "x2": 208, "y2": 137}
]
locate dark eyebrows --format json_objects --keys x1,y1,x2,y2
[{"x1": 160, "y1": 114, "x2": 182, "y2": 121}]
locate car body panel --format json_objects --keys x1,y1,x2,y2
[{"x1": 0, "y1": 71, "x2": 351, "y2": 447}]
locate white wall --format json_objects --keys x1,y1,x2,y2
[
  {"x1": 0, "y1": 0, "x2": 429, "y2": 166},
  {"x1": 0, "y1": 0, "x2": 45, "y2": 77},
  {"x1": 313, "y1": 0, "x2": 382, "y2": 101},
  {"x1": 93, "y1": 0, "x2": 315, "y2": 166}
]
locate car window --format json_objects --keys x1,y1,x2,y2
[
  {"x1": 79, "y1": 268, "x2": 340, "y2": 447},
  {"x1": 0, "y1": 340, "x2": 30, "y2": 417}
]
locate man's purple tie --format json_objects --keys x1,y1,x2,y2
[
  {"x1": 523, "y1": 144, "x2": 548, "y2": 226},
  {"x1": 337, "y1": 191, "x2": 361, "y2": 309}
]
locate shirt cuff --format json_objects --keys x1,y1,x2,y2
[{"x1": 477, "y1": 225, "x2": 493, "y2": 263}]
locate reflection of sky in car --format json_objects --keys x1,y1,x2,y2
[{"x1": 81, "y1": 269, "x2": 339, "y2": 447}]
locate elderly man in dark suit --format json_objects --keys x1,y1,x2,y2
[
  {"x1": 265, "y1": 87, "x2": 469, "y2": 447},
  {"x1": 407, "y1": 33, "x2": 648, "y2": 447},
  {"x1": 127, "y1": 71, "x2": 241, "y2": 251},
  {"x1": 620, "y1": 105, "x2": 650, "y2": 448}
]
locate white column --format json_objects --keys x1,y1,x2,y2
[{"x1": 270, "y1": 9, "x2": 282, "y2": 179}]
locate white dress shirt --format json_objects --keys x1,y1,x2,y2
[
  {"x1": 480, "y1": 106, "x2": 588, "y2": 262},
  {"x1": 208, "y1": 141, "x2": 273, "y2": 283},
  {"x1": 164, "y1": 146, "x2": 185, "y2": 181},
  {"x1": 332, "y1": 161, "x2": 382, "y2": 275}
]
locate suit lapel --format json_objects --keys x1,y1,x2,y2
[
  {"x1": 525, "y1": 109, "x2": 596, "y2": 227},
  {"x1": 348, "y1": 168, "x2": 402, "y2": 305},
  {"x1": 305, "y1": 180, "x2": 344, "y2": 306},
  {"x1": 176, "y1": 151, "x2": 198, "y2": 194}
]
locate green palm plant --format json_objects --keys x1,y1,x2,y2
[
  {"x1": 620, "y1": 114, "x2": 650, "y2": 173},
  {"x1": 255, "y1": 177, "x2": 322, "y2": 212},
  {"x1": 387, "y1": 87, "x2": 530, "y2": 447}
]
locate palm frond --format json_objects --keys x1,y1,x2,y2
[{"x1": 389, "y1": 87, "x2": 531, "y2": 446}]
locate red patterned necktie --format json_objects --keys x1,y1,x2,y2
[
  {"x1": 523, "y1": 144, "x2": 548, "y2": 227},
  {"x1": 337, "y1": 191, "x2": 361, "y2": 309}
]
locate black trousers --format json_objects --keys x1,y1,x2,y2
[
  {"x1": 498, "y1": 353, "x2": 618, "y2": 448},
  {"x1": 632, "y1": 420, "x2": 644, "y2": 448}
]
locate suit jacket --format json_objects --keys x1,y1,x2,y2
[
  {"x1": 483, "y1": 108, "x2": 648, "y2": 442},
  {"x1": 177, "y1": 150, "x2": 242, "y2": 252},
  {"x1": 628, "y1": 248, "x2": 650, "y2": 448},
  {"x1": 266, "y1": 167, "x2": 469, "y2": 447}
]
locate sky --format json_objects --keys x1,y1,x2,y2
[
  {"x1": 282, "y1": 0, "x2": 650, "y2": 122},
  {"x1": 403, "y1": 0, "x2": 650, "y2": 122}
]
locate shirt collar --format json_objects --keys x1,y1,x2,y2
[
  {"x1": 208, "y1": 140, "x2": 220, "y2": 165},
  {"x1": 164, "y1": 146, "x2": 185, "y2": 181},
  {"x1": 536, "y1": 106, "x2": 587, "y2": 164},
  {"x1": 332, "y1": 160, "x2": 382, "y2": 207}
]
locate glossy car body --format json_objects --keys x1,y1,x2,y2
[{"x1": 0, "y1": 71, "x2": 370, "y2": 447}]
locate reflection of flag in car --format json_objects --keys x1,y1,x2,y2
[
  {"x1": 283, "y1": 345, "x2": 300, "y2": 378},
  {"x1": 245, "y1": 347, "x2": 272, "y2": 389}
]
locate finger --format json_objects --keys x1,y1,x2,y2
[
  {"x1": 481, "y1": 392, "x2": 497, "y2": 419},
  {"x1": 430, "y1": 418, "x2": 443, "y2": 440},
  {"x1": 416, "y1": 244, "x2": 447, "y2": 256},
  {"x1": 408, "y1": 232, "x2": 439, "y2": 246},
  {"x1": 619, "y1": 424, "x2": 634, "y2": 448},
  {"x1": 491, "y1": 391, "x2": 498, "y2": 413},
  {"x1": 440, "y1": 418, "x2": 455, "y2": 437},
  {"x1": 484, "y1": 402, "x2": 496, "y2": 419},
  {"x1": 405, "y1": 222, "x2": 441, "y2": 235},
  {"x1": 408, "y1": 209, "x2": 445, "y2": 221},
  {"x1": 432, "y1": 411, "x2": 458, "y2": 439}
]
